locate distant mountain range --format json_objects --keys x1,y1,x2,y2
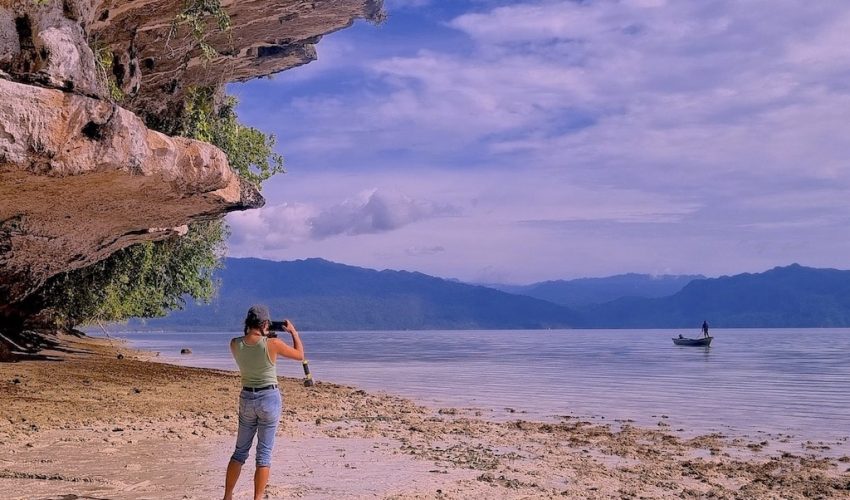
[
  {"x1": 131, "y1": 259, "x2": 850, "y2": 331},
  {"x1": 583, "y1": 263, "x2": 850, "y2": 328},
  {"x1": 488, "y1": 273, "x2": 703, "y2": 308},
  {"x1": 132, "y1": 258, "x2": 581, "y2": 331}
]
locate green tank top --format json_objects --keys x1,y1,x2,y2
[{"x1": 232, "y1": 336, "x2": 278, "y2": 388}]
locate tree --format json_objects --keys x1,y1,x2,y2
[
  {"x1": 42, "y1": 220, "x2": 226, "y2": 329},
  {"x1": 38, "y1": 86, "x2": 283, "y2": 329},
  {"x1": 181, "y1": 86, "x2": 284, "y2": 186}
]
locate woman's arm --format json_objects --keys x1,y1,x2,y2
[
  {"x1": 269, "y1": 320, "x2": 304, "y2": 361},
  {"x1": 229, "y1": 337, "x2": 238, "y2": 358}
]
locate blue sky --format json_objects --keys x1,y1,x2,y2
[{"x1": 225, "y1": 0, "x2": 850, "y2": 284}]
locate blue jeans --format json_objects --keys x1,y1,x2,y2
[{"x1": 230, "y1": 388, "x2": 282, "y2": 467}]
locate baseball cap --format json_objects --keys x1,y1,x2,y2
[{"x1": 246, "y1": 304, "x2": 270, "y2": 324}]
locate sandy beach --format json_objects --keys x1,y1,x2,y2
[{"x1": 0, "y1": 334, "x2": 848, "y2": 499}]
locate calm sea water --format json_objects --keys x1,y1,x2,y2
[{"x1": 103, "y1": 328, "x2": 850, "y2": 446}]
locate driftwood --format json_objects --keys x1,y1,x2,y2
[{"x1": 0, "y1": 331, "x2": 26, "y2": 352}]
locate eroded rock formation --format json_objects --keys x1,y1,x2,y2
[
  {"x1": 91, "y1": 0, "x2": 384, "y2": 129},
  {"x1": 0, "y1": 75, "x2": 259, "y2": 306},
  {"x1": 0, "y1": 0, "x2": 383, "y2": 321}
]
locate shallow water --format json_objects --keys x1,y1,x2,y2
[{"x1": 104, "y1": 328, "x2": 850, "y2": 447}]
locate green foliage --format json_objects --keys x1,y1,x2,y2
[
  {"x1": 42, "y1": 221, "x2": 227, "y2": 328},
  {"x1": 39, "y1": 54, "x2": 284, "y2": 329},
  {"x1": 181, "y1": 86, "x2": 285, "y2": 186},
  {"x1": 92, "y1": 43, "x2": 124, "y2": 102},
  {"x1": 370, "y1": 10, "x2": 389, "y2": 25},
  {"x1": 169, "y1": 0, "x2": 232, "y2": 61}
]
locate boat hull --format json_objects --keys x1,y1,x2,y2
[{"x1": 672, "y1": 336, "x2": 712, "y2": 346}]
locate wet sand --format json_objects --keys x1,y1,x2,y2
[{"x1": 0, "y1": 334, "x2": 848, "y2": 499}]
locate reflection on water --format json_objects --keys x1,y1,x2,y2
[{"x1": 108, "y1": 328, "x2": 850, "y2": 444}]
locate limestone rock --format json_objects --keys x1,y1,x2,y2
[
  {"x1": 0, "y1": 0, "x2": 384, "y2": 319},
  {"x1": 1, "y1": 0, "x2": 384, "y2": 122},
  {"x1": 0, "y1": 77, "x2": 262, "y2": 306},
  {"x1": 0, "y1": 0, "x2": 104, "y2": 97},
  {"x1": 89, "y1": 0, "x2": 385, "y2": 128}
]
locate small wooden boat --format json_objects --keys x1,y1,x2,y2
[{"x1": 672, "y1": 336, "x2": 712, "y2": 346}]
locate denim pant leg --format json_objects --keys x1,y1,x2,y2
[
  {"x1": 231, "y1": 394, "x2": 258, "y2": 464},
  {"x1": 254, "y1": 390, "x2": 282, "y2": 467}
]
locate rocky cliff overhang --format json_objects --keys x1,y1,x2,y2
[
  {"x1": 89, "y1": 0, "x2": 385, "y2": 129},
  {"x1": 0, "y1": 75, "x2": 261, "y2": 307},
  {"x1": 0, "y1": 0, "x2": 383, "y2": 316}
]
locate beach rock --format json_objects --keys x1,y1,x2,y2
[{"x1": 180, "y1": 348, "x2": 192, "y2": 355}]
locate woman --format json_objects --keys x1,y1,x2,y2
[{"x1": 223, "y1": 304, "x2": 304, "y2": 500}]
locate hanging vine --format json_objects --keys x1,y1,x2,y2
[{"x1": 168, "y1": 0, "x2": 233, "y2": 61}]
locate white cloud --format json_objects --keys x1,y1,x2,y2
[
  {"x1": 309, "y1": 189, "x2": 460, "y2": 238},
  {"x1": 228, "y1": 0, "x2": 850, "y2": 281},
  {"x1": 405, "y1": 245, "x2": 446, "y2": 256},
  {"x1": 227, "y1": 202, "x2": 316, "y2": 250},
  {"x1": 277, "y1": 0, "x2": 850, "y2": 182},
  {"x1": 227, "y1": 188, "x2": 459, "y2": 255}
]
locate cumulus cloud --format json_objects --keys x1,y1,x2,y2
[
  {"x1": 309, "y1": 190, "x2": 459, "y2": 239},
  {"x1": 227, "y1": 202, "x2": 315, "y2": 250},
  {"x1": 227, "y1": 189, "x2": 459, "y2": 253}
]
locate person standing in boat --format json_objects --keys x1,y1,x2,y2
[{"x1": 702, "y1": 320, "x2": 709, "y2": 338}]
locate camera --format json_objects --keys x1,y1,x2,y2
[{"x1": 269, "y1": 320, "x2": 289, "y2": 332}]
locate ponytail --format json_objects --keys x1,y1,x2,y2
[{"x1": 244, "y1": 316, "x2": 264, "y2": 335}]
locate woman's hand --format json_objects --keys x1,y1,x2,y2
[{"x1": 270, "y1": 320, "x2": 304, "y2": 361}]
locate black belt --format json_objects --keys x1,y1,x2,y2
[{"x1": 242, "y1": 384, "x2": 278, "y2": 392}]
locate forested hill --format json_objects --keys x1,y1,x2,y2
[
  {"x1": 581, "y1": 264, "x2": 850, "y2": 328},
  {"x1": 135, "y1": 258, "x2": 580, "y2": 331},
  {"x1": 490, "y1": 273, "x2": 703, "y2": 307},
  {"x1": 133, "y1": 260, "x2": 850, "y2": 331}
]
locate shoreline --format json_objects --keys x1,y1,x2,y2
[
  {"x1": 112, "y1": 328, "x2": 850, "y2": 454},
  {"x1": 1, "y1": 334, "x2": 848, "y2": 498}
]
